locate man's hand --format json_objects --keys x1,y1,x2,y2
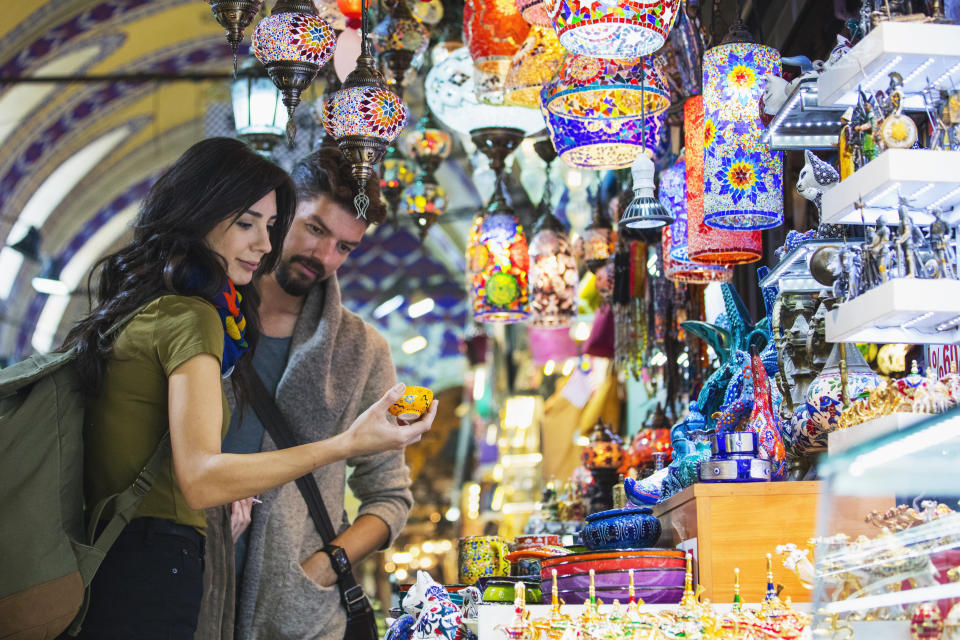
[
  {"x1": 230, "y1": 497, "x2": 254, "y2": 543},
  {"x1": 301, "y1": 550, "x2": 338, "y2": 588}
]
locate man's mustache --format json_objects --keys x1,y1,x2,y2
[{"x1": 289, "y1": 256, "x2": 324, "y2": 278}]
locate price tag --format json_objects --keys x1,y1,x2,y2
[{"x1": 925, "y1": 343, "x2": 960, "y2": 379}]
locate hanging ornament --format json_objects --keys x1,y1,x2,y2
[
  {"x1": 546, "y1": 0, "x2": 681, "y2": 59},
  {"x1": 379, "y1": 145, "x2": 415, "y2": 222},
  {"x1": 703, "y1": 20, "x2": 783, "y2": 230},
  {"x1": 515, "y1": 0, "x2": 551, "y2": 26},
  {"x1": 323, "y1": 0, "x2": 409, "y2": 219},
  {"x1": 503, "y1": 26, "x2": 565, "y2": 109},
  {"x1": 543, "y1": 55, "x2": 669, "y2": 120},
  {"x1": 400, "y1": 110, "x2": 451, "y2": 237},
  {"x1": 659, "y1": 157, "x2": 732, "y2": 283},
  {"x1": 371, "y1": 0, "x2": 429, "y2": 97},
  {"x1": 208, "y1": 0, "x2": 264, "y2": 73},
  {"x1": 336, "y1": 0, "x2": 363, "y2": 20},
  {"x1": 253, "y1": 0, "x2": 335, "y2": 144},
  {"x1": 684, "y1": 96, "x2": 762, "y2": 265},
  {"x1": 581, "y1": 192, "x2": 616, "y2": 272},
  {"x1": 528, "y1": 139, "x2": 578, "y2": 328},
  {"x1": 470, "y1": 127, "x2": 530, "y2": 323}
]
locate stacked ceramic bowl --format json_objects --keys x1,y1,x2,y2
[{"x1": 540, "y1": 548, "x2": 686, "y2": 604}]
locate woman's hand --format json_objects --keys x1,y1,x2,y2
[
  {"x1": 230, "y1": 497, "x2": 254, "y2": 543},
  {"x1": 343, "y1": 383, "x2": 438, "y2": 457}
]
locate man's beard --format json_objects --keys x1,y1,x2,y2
[{"x1": 275, "y1": 256, "x2": 325, "y2": 297}]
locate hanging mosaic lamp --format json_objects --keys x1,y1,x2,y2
[
  {"x1": 400, "y1": 110, "x2": 452, "y2": 174},
  {"x1": 581, "y1": 193, "x2": 616, "y2": 272},
  {"x1": 208, "y1": 0, "x2": 263, "y2": 72},
  {"x1": 400, "y1": 110, "x2": 451, "y2": 237},
  {"x1": 402, "y1": 175, "x2": 448, "y2": 238},
  {"x1": 544, "y1": 55, "x2": 669, "y2": 120},
  {"x1": 371, "y1": 0, "x2": 429, "y2": 97},
  {"x1": 662, "y1": 223, "x2": 732, "y2": 284},
  {"x1": 528, "y1": 138, "x2": 578, "y2": 328},
  {"x1": 684, "y1": 96, "x2": 762, "y2": 265},
  {"x1": 702, "y1": 20, "x2": 783, "y2": 230},
  {"x1": 253, "y1": 0, "x2": 335, "y2": 144},
  {"x1": 503, "y1": 26, "x2": 565, "y2": 109},
  {"x1": 379, "y1": 145, "x2": 415, "y2": 220},
  {"x1": 323, "y1": 0, "x2": 408, "y2": 219},
  {"x1": 315, "y1": 0, "x2": 348, "y2": 29},
  {"x1": 546, "y1": 0, "x2": 681, "y2": 58},
  {"x1": 543, "y1": 98, "x2": 667, "y2": 170},
  {"x1": 464, "y1": 0, "x2": 530, "y2": 104},
  {"x1": 470, "y1": 127, "x2": 530, "y2": 323}
]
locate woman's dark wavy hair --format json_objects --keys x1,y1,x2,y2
[{"x1": 61, "y1": 137, "x2": 296, "y2": 399}]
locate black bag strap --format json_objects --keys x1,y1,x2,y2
[{"x1": 247, "y1": 374, "x2": 371, "y2": 619}]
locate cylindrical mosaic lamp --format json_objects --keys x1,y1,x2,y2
[
  {"x1": 702, "y1": 27, "x2": 782, "y2": 230},
  {"x1": 685, "y1": 96, "x2": 762, "y2": 265}
]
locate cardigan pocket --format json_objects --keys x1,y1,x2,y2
[{"x1": 265, "y1": 560, "x2": 345, "y2": 639}]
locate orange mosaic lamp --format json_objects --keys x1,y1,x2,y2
[
  {"x1": 464, "y1": 0, "x2": 530, "y2": 92},
  {"x1": 503, "y1": 26, "x2": 565, "y2": 109}
]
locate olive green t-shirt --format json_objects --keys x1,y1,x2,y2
[{"x1": 84, "y1": 295, "x2": 230, "y2": 535}]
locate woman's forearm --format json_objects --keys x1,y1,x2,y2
[{"x1": 176, "y1": 431, "x2": 354, "y2": 509}]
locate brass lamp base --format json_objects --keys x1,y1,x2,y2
[
  {"x1": 265, "y1": 60, "x2": 321, "y2": 144},
  {"x1": 337, "y1": 134, "x2": 389, "y2": 218},
  {"x1": 209, "y1": 0, "x2": 261, "y2": 72},
  {"x1": 470, "y1": 126, "x2": 525, "y2": 174}
]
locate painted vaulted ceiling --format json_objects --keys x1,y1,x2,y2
[{"x1": 0, "y1": 0, "x2": 475, "y2": 388}]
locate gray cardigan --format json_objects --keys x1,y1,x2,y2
[{"x1": 197, "y1": 274, "x2": 413, "y2": 640}]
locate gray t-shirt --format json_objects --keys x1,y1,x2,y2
[{"x1": 222, "y1": 334, "x2": 291, "y2": 578}]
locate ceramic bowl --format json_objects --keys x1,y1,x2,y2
[
  {"x1": 389, "y1": 385, "x2": 434, "y2": 420},
  {"x1": 580, "y1": 507, "x2": 662, "y2": 551},
  {"x1": 477, "y1": 576, "x2": 541, "y2": 603},
  {"x1": 514, "y1": 534, "x2": 562, "y2": 550}
]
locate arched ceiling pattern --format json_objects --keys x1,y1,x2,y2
[{"x1": 0, "y1": 0, "x2": 475, "y2": 363}]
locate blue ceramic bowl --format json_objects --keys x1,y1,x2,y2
[{"x1": 579, "y1": 507, "x2": 662, "y2": 551}]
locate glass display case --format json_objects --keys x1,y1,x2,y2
[{"x1": 813, "y1": 406, "x2": 960, "y2": 638}]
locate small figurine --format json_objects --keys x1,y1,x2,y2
[
  {"x1": 926, "y1": 208, "x2": 957, "y2": 279},
  {"x1": 838, "y1": 107, "x2": 856, "y2": 180},
  {"x1": 895, "y1": 196, "x2": 924, "y2": 278},
  {"x1": 866, "y1": 218, "x2": 892, "y2": 285},
  {"x1": 880, "y1": 73, "x2": 919, "y2": 150},
  {"x1": 834, "y1": 243, "x2": 862, "y2": 301}
]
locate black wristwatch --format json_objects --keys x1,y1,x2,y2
[{"x1": 321, "y1": 545, "x2": 352, "y2": 578}]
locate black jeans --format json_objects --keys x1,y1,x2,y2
[{"x1": 73, "y1": 517, "x2": 205, "y2": 640}]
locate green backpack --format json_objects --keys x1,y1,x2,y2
[{"x1": 0, "y1": 310, "x2": 168, "y2": 640}]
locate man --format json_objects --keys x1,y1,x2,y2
[{"x1": 198, "y1": 146, "x2": 429, "y2": 639}]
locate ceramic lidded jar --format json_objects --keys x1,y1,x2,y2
[
  {"x1": 799, "y1": 343, "x2": 882, "y2": 454},
  {"x1": 579, "y1": 506, "x2": 662, "y2": 551}
]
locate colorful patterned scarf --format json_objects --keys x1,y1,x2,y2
[{"x1": 209, "y1": 279, "x2": 249, "y2": 376}]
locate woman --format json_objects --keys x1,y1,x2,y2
[{"x1": 61, "y1": 138, "x2": 436, "y2": 639}]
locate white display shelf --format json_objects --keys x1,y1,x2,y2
[
  {"x1": 821, "y1": 149, "x2": 960, "y2": 226},
  {"x1": 825, "y1": 278, "x2": 960, "y2": 344},
  {"x1": 817, "y1": 21, "x2": 960, "y2": 110},
  {"x1": 761, "y1": 80, "x2": 843, "y2": 151},
  {"x1": 828, "y1": 413, "x2": 927, "y2": 454}
]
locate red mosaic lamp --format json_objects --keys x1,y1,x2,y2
[
  {"x1": 252, "y1": 0, "x2": 335, "y2": 144},
  {"x1": 684, "y1": 96, "x2": 761, "y2": 265},
  {"x1": 464, "y1": 0, "x2": 530, "y2": 103}
]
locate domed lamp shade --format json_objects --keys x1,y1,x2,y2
[
  {"x1": 323, "y1": 0, "x2": 409, "y2": 218},
  {"x1": 231, "y1": 56, "x2": 288, "y2": 153},
  {"x1": 503, "y1": 26, "x2": 565, "y2": 109},
  {"x1": 543, "y1": 99, "x2": 667, "y2": 170},
  {"x1": 515, "y1": 0, "x2": 551, "y2": 26},
  {"x1": 702, "y1": 24, "x2": 783, "y2": 230},
  {"x1": 470, "y1": 127, "x2": 530, "y2": 323},
  {"x1": 528, "y1": 140, "x2": 578, "y2": 328},
  {"x1": 425, "y1": 47, "x2": 545, "y2": 135},
  {"x1": 546, "y1": 0, "x2": 681, "y2": 59},
  {"x1": 620, "y1": 152, "x2": 672, "y2": 230},
  {"x1": 208, "y1": 0, "x2": 263, "y2": 72},
  {"x1": 684, "y1": 96, "x2": 762, "y2": 265},
  {"x1": 253, "y1": 0, "x2": 336, "y2": 144},
  {"x1": 543, "y1": 56, "x2": 670, "y2": 120},
  {"x1": 372, "y1": 0, "x2": 429, "y2": 96}
]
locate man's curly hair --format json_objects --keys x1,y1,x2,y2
[{"x1": 290, "y1": 145, "x2": 387, "y2": 225}]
